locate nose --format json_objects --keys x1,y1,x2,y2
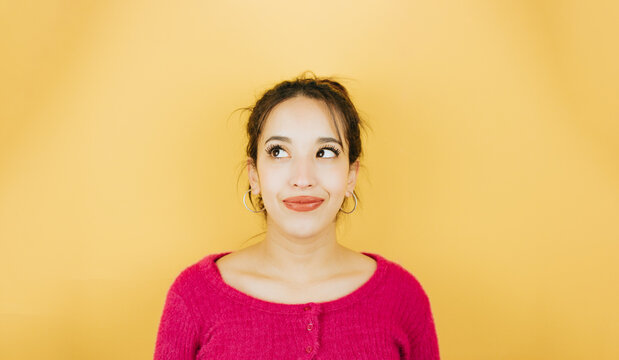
[{"x1": 289, "y1": 156, "x2": 316, "y2": 189}]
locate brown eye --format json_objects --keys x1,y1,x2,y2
[
  {"x1": 266, "y1": 145, "x2": 289, "y2": 158},
  {"x1": 317, "y1": 146, "x2": 340, "y2": 158}
]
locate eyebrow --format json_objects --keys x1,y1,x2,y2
[{"x1": 264, "y1": 136, "x2": 342, "y2": 147}]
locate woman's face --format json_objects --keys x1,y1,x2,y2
[{"x1": 248, "y1": 96, "x2": 359, "y2": 239}]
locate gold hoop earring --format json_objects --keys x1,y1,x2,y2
[
  {"x1": 339, "y1": 192, "x2": 357, "y2": 214},
  {"x1": 243, "y1": 189, "x2": 265, "y2": 213}
]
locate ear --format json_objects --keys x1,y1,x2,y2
[
  {"x1": 346, "y1": 160, "x2": 360, "y2": 196},
  {"x1": 247, "y1": 158, "x2": 261, "y2": 195}
]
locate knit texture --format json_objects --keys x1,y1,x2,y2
[{"x1": 154, "y1": 251, "x2": 440, "y2": 359}]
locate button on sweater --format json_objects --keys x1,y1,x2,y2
[{"x1": 154, "y1": 251, "x2": 440, "y2": 359}]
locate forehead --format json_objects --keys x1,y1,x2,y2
[{"x1": 260, "y1": 96, "x2": 341, "y2": 143}]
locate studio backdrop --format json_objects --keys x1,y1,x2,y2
[{"x1": 1, "y1": 1, "x2": 617, "y2": 359}]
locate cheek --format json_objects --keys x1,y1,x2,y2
[
  {"x1": 318, "y1": 167, "x2": 349, "y2": 194},
  {"x1": 257, "y1": 163, "x2": 287, "y2": 193}
]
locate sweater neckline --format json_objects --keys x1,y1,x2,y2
[{"x1": 201, "y1": 251, "x2": 388, "y2": 314}]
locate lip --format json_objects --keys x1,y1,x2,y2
[{"x1": 283, "y1": 196, "x2": 324, "y2": 212}]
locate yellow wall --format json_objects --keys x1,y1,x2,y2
[{"x1": 1, "y1": 1, "x2": 617, "y2": 359}]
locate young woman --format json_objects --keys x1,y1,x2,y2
[{"x1": 154, "y1": 74, "x2": 440, "y2": 359}]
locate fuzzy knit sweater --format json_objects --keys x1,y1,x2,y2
[{"x1": 154, "y1": 251, "x2": 440, "y2": 359}]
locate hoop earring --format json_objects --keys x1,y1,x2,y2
[
  {"x1": 243, "y1": 189, "x2": 265, "y2": 213},
  {"x1": 339, "y1": 191, "x2": 357, "y2": 214}
]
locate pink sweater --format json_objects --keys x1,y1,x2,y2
[{"x1": 154, "y1": 251, "x2": 440, "y2": 359}]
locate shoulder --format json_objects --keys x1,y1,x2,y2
[
  {"x1": 376, "y1": 255, "x2": 441, "y2": 357},
  {"x1": 166, "y1": 252, "x2": 224, "y2": 299},
  {"x1": 378, "y1": 253, "x2": 432, "y2": 307}
]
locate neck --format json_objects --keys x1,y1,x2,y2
[{"x1": 254, "y1": 222, "x2": 349, "y2": 284}]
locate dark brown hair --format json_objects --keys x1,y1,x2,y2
[{"x1": 239, "y1": 71, "x2": 369, "y2": 224}]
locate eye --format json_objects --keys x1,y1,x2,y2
[
  {"x1": 317, "y1": 146, "x2": 341, "y2": 159},
  {"x1": 266, "y1": 144, "x2": 289, "y2": 158}
]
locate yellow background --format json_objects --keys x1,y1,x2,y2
[{"x1": 1, "y1": 1, "x2": 617, "y2": 359}]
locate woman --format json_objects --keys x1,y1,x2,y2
[{"x1": 154, "y1": 73, "x2": 440, "y2": 359}]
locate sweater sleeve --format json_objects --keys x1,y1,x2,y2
[
  {"x1": 406, "y1": 289, "x2": 440, "y2": 360},
  {"x1": 154, "y1": 289, "x2": 200, "y2": 360},
  {"x1": 397, "y1": 267, "x2": 440, "y2": 360}
]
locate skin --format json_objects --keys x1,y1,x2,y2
[{"x1": 217, "y1": 96, "x2": 376, "y2": 300}]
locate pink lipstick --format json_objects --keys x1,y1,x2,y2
[{"x1": 283, "y1": 196, "x2": 324, "y2": 212}]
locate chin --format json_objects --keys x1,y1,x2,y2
[
  {"x1": 287, "y1": 222, "x2": 322, "y2": 238},
  {"x1": 277, "y1": 217, "x2": 329, "y2": 239}
]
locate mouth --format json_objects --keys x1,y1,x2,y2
[{"x1": 283, "y1": 196, "x2": 325, "y2": 212}]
